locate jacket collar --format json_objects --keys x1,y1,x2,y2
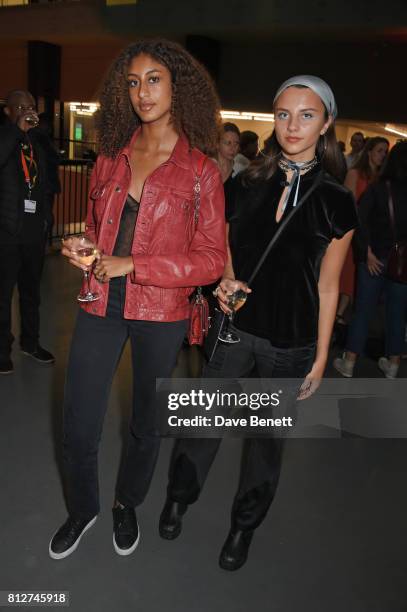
[{"x1": 120, "y1": 128, "x2": 191, "y2": 171}]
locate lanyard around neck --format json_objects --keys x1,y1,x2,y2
[{"x1": 20, "y1": 142, "x2": 37, "y2": 194}]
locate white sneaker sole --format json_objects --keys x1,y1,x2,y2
[
  {"x1": 49, "y1": 516, "x2": 97, "y2": 560},
  {"x1": 378, "y1": 362, "x2": 397, "y2": 379},
  {"x1": 333, "y1": 359, "x2": 354, "y2": 378},
  {"x1": 377, "y1": 357, "x2": 399, "y2": 380},
  {"x1": 113, "y1": 528, "x2": 141, "y2": 556}
]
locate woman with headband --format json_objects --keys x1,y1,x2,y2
[{"x1": 160, "y1": 76, "x2": 358, "y2": 570}]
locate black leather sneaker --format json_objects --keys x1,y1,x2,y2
[
  {"x1": 21, "y1": 345, "x2": 55, "y2": 364},
  {"x1": 49, "y1": 515, "x2": 97, "y2": 560},
  {"x1": 112, "y1": 506, "x2": 140, "y2": 556},
  {"x1": 0, "y1": 358, "x2": 13, "y2": 375},
  {"x1": 219, "y1": 529, "x2": 254, "y2": 571},
  {"x1": 159, "y1": 500, "x2": 188, "y2": 540}
]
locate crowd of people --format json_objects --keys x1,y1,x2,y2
[{"x1": 1, "y1": 38, "x2": 406, "y2": 572}]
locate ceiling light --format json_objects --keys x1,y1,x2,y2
[
  {"x1": 221, "y1": 110, "x2": 274, "y2": 122},
  {"x1": 385, "y1": 124, "x2": 407, "y2": 138}
]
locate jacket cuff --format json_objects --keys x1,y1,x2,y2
[{"x1": 130, "y1": 255, "x2": 149, "y2": 284}]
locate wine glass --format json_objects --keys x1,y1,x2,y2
[
  {"x1": 218, "y1": 287, "x2": 248, "y2": 344},
  {"x1": 24, "y1": 115, "x2": 39, "y2": 128},
  {"x1": 62, "y1": 234, "x2": 100, "y2": 302}
]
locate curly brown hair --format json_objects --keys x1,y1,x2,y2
[{"x1": 97, "y1": 39, "x2": 222, "y2": 158}]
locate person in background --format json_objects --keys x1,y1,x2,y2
[
  {"x1": 345, "y1": 131, "x2": 365, "y2": 168},
  {"x1": 336, "y1": 136, "x2": 389, "y2": 326},
  {"x1": 334, "y1": 141, "x2": 407, "y2": 379},
  {"x1": 233, "y1": 130, "x2": 259, "y2": 174},
  {"x1": 337, "y1": 140, "x2": 346, "y2": 153},
  {"x1": 215, "y1": 122, "x2": 240, "y2": 184},
  {"x1": 335, "y1": 140, "x2": 348, "y2": 184},
  {"x1": 0, "y1": 90, "x2": 55, "y2": 375}
]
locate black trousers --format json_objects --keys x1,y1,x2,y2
[
  {"x1": 0, "y1": 241, "x2": 46, "y2": 357},
  {"x1": 63, "y1": 278, "x2": 188, "y2": 519},
  {"x1": 167, "y1": 327, "x2": 315, "y2": 532}
]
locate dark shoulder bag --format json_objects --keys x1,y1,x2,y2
[
  {"x1": 386, "y1": 181, "x2": 407, "y2": 284},
  {"x1": 204, "y1": 170, "x2": 324, "y2": 362}
]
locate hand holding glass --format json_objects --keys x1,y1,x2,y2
[
  {"x1": 62, "y1": 234, "x2": 100, "y2": 302},
  {"x1": 218, "y1": 286, "x2": 248, "y2": 344}
]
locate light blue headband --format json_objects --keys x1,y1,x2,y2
[{"x1": 273, "y1": 75, "x2": 338, "y2": 119}]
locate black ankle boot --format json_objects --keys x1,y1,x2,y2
[
  {"x1": 219, "y1": 529, "x2": 254, "y2": 571},
  {"x1": 159, "y1": 500, "x2": 188, "y2": 540}
]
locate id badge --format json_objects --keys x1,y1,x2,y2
[{"x1": 24, "y1": 199, "x2": 37, "y2": 214}]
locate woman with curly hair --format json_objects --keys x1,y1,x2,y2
[{"x1": 49, "y1": 39, "x2": 226, "y2": 560}]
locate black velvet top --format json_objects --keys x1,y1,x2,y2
[{"x1": 227, "y1": 164, "x2": 358, "y2": 348}]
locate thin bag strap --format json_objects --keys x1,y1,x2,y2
[
  {"x1": 193, "y1": 152, "x2": 207, "y2": 227},
  {"x1": 192, "y1": 151, "x2": 207, "y2": 299},
  {"x1": 386, "y1": 180, "x2": 397, "y2": 244},
  {"x1": 247, "y1": 170, "x2": 323, "y2": 286}
]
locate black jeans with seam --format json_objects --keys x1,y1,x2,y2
[
  {"x1": 63, "y1": 277, "x2": 188, "y2": 519},
  {"x1": 167, "y1": 327, "x2": 316, "y2": 532}
]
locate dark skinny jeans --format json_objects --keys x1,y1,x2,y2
[
  {"x1": 167, "y1": 326, "x2": 315, "y2": 533},
  {"x1": 346, "y1": 263, "x2": 407, "y2": 356},
  {"x1": 63, "y1": 277, "x2": 188, "y2": 519}
]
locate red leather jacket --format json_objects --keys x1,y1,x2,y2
[{"x1": 82, "y1": 130, "x2": 226, "y2": 321}]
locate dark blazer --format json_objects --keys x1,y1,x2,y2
[{"x1": 0, "y1": 122, "x2": 51, "y2": 239}]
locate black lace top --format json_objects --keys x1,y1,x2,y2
[{"x1": 113, "y1": 193, "x2": 140, "y2": 256}]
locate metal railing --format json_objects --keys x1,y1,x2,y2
[
  {"x1": 51, "y1": 159, "x2": 93, "y2": 241},
  {"x1": 57, "y1": 138, "x2": 98, "y2": 162}
]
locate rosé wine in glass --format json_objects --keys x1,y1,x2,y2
[{"x1": 62, "y1": 234, "x2": 100, "y2": 303}]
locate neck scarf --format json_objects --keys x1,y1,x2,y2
[{"x1": 278, "y1": 155, "x2": 318, "y2": 212}]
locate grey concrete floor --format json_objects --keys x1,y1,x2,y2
[{"x1": 1, "y1": 252, "x2": 407, "y2": 612}]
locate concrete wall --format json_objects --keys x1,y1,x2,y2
[
  {"x1": 217, "y1": 41, "x2": 407, "y2": 123},
  {"x1": 1, "y1": 0, "x2": 406, "y2": 122},
  {"x1": 0, "y1": 43, "x2": 27, "y2": 99},
  {"x1": 61, "y1": 44, "x2": 124, "y2": 101}
]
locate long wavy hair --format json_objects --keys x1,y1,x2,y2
[
  {"x1": 352, "y1": 136, "x2": 389, "y2": 180},
  {"x1": 97, "y1": 39, "x2": 221, "y2": 158},
  {"x1": 380, "y1": 141, "x2": 407, "y2": 183},
  {"x1": 243, "y1": 86, "x2": 344, "y2": 184}
]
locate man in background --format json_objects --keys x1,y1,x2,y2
[
  {"x1": 345, "y1": 131, "x2": 365, "y2": 168},
  {"x1": 0, "y1": 89, "x2": 55, "y2": 374}
]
